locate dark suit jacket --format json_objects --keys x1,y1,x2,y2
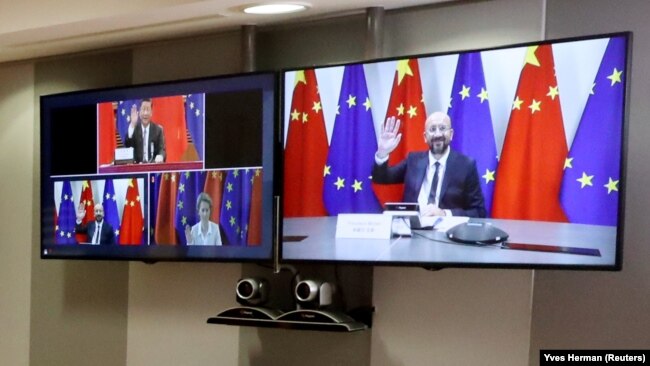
[
  {"x1": 124, "y1": 122, "x2": 166, "y2": 163},
  {"x1": 372, "y1": 149, "x2": 486, "y2": 218},
  {"x1": 75, "y1": 220, "x2": 115, "y2": 245}
]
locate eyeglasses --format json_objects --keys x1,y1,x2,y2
[{"x1": 426, "y1": 125, "x2": 451, "y2": 133}]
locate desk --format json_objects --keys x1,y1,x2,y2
[
  {"x1": 282, "y1": 217, "x2": 617, "y2": 267},
  {"x1": 98, "y1": 161, "x2": 203, "y2": 174}
]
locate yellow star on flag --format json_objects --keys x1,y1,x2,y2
[
  {"x1": 312, "y1": 101, "x2": 322, "y2": 114},
  {"x1": 564, "y1": 157, "x2": 573, "y2": 169},
  {"x1": 524, "y1": 46, "x2": 540, "y2": 67},
  {"x1": 604, "y1": 177, "x2": 619, "y2": 194},
  {"x1": 396, "y1": 103, "x2": 405, "y2": 116},
  {"x1": 482, "y1": 169, "x2": 495, "y2": 184},
  {"x1": 396, "y1": 59, "x2": 413, "y2": 85},
  {"x1": 512, "y1": 96, "x2": 523, "y2": 110},
  {"x1": 363, "y1": 97, "x2": 371, "y2": 111},
  {"x1": 407, "y1": 105, "x2": 417, "y2": 118},
  {"x1": 334, "y1": 177, "x2": 345, "y2": 190},
  {"x1": 547, "y1": 85, "x2": 559, "y2": 100},
  {"x1": 302, "y1": 112, "x2": 308, "y2": 123},
  {"x1": 82, "y1": 181, "x2": 89, "y2": 190},
  {"x1": 323, "y1": 165, "x2": 331, "y2": 177},
  {"x1": 294, "y1": 70, "x2": 306, "y2": 88},
  {"x1": 226, "y1": 200, "x2": 232, "y2": 210},
  {"x1": 227, "y1": 182, "x2": 233, "y2": 192},
  {"x1": 171, "y1": 173, "x2": 177, "y2": 182},
  {"x1": 291, "y1": 109, "x2": 300, "y2": 121},
  {"x1": 577, "y1": 172, "x2": 594, "y2": 188},
  {"x1": 607, "y1": 68, "x2": 622, "y2": 86},
  {"x1": 352, "y1": 180, "x2": 363, "y2": 192},
  {"x1": 177, "y1": 200, "x2": 183, "y2": 210},
  {"x1": 528, "y1": 99, "x2": 541, "y2": 114},
  {"x1": 229, "y1": 216, "x2": 236, "y2": 226},
  {"x1": 179, "y1": 183, "x2": 185, "y2": 193},
  {"x1": 459, "y1": 85, "x2": 470, "y2": 100},
  {"x1": 477, "y1": 88, "x2": 489, "y2": 103},
  {"x1": 346, "y1": 94, "x2": 356, "y2": 108},
  {"x1": 181, "y1": 216, "x2": 187, "y2": 225}
]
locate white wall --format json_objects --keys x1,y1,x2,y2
[{"x1": 0, "y1": 62, "x2": 35, "y2": 366}]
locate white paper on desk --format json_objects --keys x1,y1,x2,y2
[
  {"x1": 420, "y1": 216, "x2": 470, "y2": 232},
  {"x1": 335, "y1": 214, "x2": 392, "y2": 239}
]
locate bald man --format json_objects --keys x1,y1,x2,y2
[
  {"x1": 372, "y1": 112, "x2": 486, "y2": 218},
  {"x1": 75, "y1": 203, "x2": 116, "y2": 245}
]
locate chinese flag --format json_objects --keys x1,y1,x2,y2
[
  {"x1": 152, "y1": 96, "x2": 188, "y2": 163},
  {"x1": 154, "y1": 172, "x2": 179, "y2": 245},
  {"x1": 98, "y1": 102, "x2": 116, "y2": 165},
  {"x1": 204, "y1": 170, "x2": 224, "y2": 223},
  {"x1": 284, "y1": 69, "x2": 329, "y2": 217},
  {"x1": 76, "y1": 180, "x2": 94, "y2": 243},
  {"x1": 248, "y1": 169, "x2": 263, "y2": 246},
  {"x1": 372, "y1": 59, "x2": 428, "y2": 205},
  {"x1": 120, "y1": 178, "x2": 144, "y2": 245},
  {"x1": 491, "y1": 45, "x2": 568, "y2": 222}
]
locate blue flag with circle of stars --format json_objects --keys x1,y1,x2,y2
[
  {"x1": 323, "y1": 64, "x2": 382, "y2": 215},
  {"x1": 102, "y1": 179, "x2": 121, "y2": 244},
  {"x1": 219, "y1": 169, "x2": 253, "y2": 245},
  {"x1": 116, "y1": 99, "x2": 142, "y2": 144},
  {"x1": 174, "y1": 171, "x2": 206, "y2": 245},
  {"x1": 185, "y1": 94, "x2": 204, "y2": 160},
  {"x1": 56, "y1": 180, "x2": 77, "y2": 244},
  {"x1": 560, "y1": 36, "x2": 627, "y2": 226},
  {"x1": 447, "y1": 52, "x2": 498, "y2": 215}
]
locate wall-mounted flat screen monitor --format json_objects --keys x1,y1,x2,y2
[
  {"x1": 280, "y1": 33, "x2": 630, "y2": 270},
  {"x1": 41, "y1": 72, "x2": 276, "y2": 262}
]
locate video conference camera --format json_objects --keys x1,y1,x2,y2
[
  {"x1": 294, "y1": 279, "x2": 335, "y2": 309},
  {"x1": 235, "y1": 278, "x2": 269, "y2": 306}
]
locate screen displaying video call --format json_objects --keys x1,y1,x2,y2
[
  {"x1": 281, "y1": 33, "x2": 629, "y2": 269},
  {"x1": 41, "y1": 73, "x2": 276, "y2": 261}
]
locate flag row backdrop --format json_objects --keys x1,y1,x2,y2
[
  {"x1": 283, "y1": 36, "x2": 626, "y2": 225},
  {"x1": 54, "y1": 178, "x2": 145, "y2": 245},
  {"x1": 98, "y1": 94, "x2": 205, "y2": 165}
]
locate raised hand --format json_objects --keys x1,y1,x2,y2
[
  {"x1": 76, "y1": 203, "x2": 85, "y2": 222},
  {"x1": 130, "y1": 104, "x2": 139, "y2": 128},
  {"x1": 185, "y1": 225, "x2": 192, "y2": 244},
  {"x1": 377, "y1": 116, "x2": 402, "y2": 159}
]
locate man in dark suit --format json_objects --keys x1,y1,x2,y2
[
  {"x1": 372, "y1": 112, "x2": 486, "y2": 218},
  {"x1": 124, "y1": 98, "x2": 166, "y2": 163},
  {"x1": 75, "y1": 203, "x2": 115, "y2": 245}
]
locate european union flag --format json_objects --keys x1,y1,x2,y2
[
  {"x1": 174, "y1": 171, "x2": 206, "y2": 245},
  {"x1": 102, "y1": 179, "x2": 121, "y2": 243},
  {"x1": 448, "y1": 52, "x2": 498, "y2": 215},
  {"x1": 323, "y1": 64, "x2": 381, "y2": 215},
  {"x1": 219, "y1": 169, "x2": 253, "y2": 245},
  {"x1": 560, "y1": 37, "x2": 627, "y2": 226},
  {"x1": 56, "y1": 180, "x2": 77, "y2": 244},
  {"x1": 185, "y1": 94, "x2": 204, "y2": 160},
  {"x1": 116, "y1": 99, "x2": 142, "y2": 144}
]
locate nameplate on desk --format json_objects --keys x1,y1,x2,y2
[{"x1": 335, "y1": 214, "x2": 392, "y2": 239}]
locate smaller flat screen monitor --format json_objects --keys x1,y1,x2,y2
[
  {"x1": 41, "y1": 72, "x2": 277, "y2": 262},
  {"x1": 280, "y1": 32, "x2": 630, "y2": 270}
]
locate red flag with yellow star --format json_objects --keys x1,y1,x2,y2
[
  {"x1": 120, "y1": 178, "x2": 144, "y2": 245},
  {"x1": 98, "y1": 102, "x2": 116, "y2": 165},
  {"x1": 247, "y1": 169, "x2": 263, "y2": 246},
  {"x1": 76, "y1": 180, "x2": 94, "y2": 243},
  {"x1": 284, "y1": 69, "x2": 329, "y2": 217},
  {"x1": 492, "y1": 45, "x2": 568, "y2": 222},
  {"x1": 372, "y1": 59, "x2": 428, "y2": 205},
  {"x1": 154, "y1": 172, "x2": 179, "y2": 245}
]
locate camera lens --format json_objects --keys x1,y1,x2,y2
[
  {"x1": 295, "y1": 282, "x2": 312, "y2": 301},
  {"x1": 237, "y1": 280, "x2": 254, "y2": 299}
]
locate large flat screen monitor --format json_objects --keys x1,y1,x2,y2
[
  {"x1": 280, "y1": 33, "x2": 630, "y2": 269},
  {"x1": 41, "y1": 72, "x2": 276, "y2": 262}
]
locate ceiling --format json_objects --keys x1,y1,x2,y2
[{"x1": 0, "y1": 0, "x2": 458, "y2": 64}]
